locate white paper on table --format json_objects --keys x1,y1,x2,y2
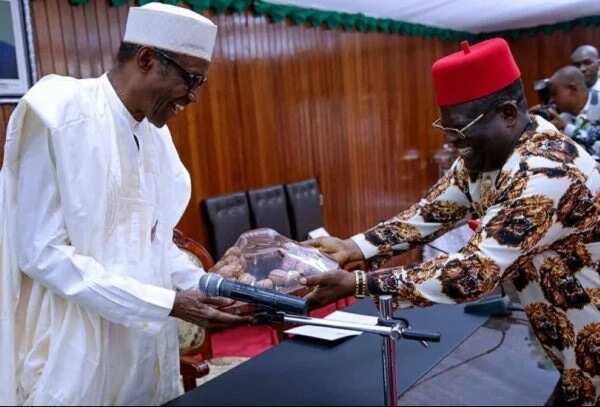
[
  {"x1": 307, "y1": 227, "x2": 330, "y2": 239},
  {"x1": 326, "y1": 311, "x2": 379, "y2": 326},
  {"x1": 284, "y1": 325, "x2": 362, "y2": 341},
  {"x1": 284, "y1": 311, "x2": 379, "y2": 341}
]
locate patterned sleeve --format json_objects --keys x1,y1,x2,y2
[
  {"x1": 351, "y1": 159, "x2": 472, "y2": 266},
  {"x1": 367, "y1": 133, "x2": 593, "y2": 307}
]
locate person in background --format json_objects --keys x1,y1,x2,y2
[
  {"x1": 306, "y1": 38, "x2": 600, "y2": 406},
  {"x1": 539, "y1": 65, "x2": 600, "y2": 158},
  {"x1": 0, "y1": 3, "x2": 251, "y2": 405},
  {"x1": 571, "y1": 45, "x2": 600, "y2": 91}
]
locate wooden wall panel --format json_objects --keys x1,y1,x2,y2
[{"x1": 3, "y1": 1, "x2": 600, "y2": 251}]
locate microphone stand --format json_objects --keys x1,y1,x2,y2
[{"x1": 266, "y1": 296, "x2": 441, "y2": 407}]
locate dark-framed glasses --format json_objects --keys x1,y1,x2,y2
[{"x1": 153, "y1": 48, "x2": 207, "y2": 90}]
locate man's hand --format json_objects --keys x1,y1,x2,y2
[
  {"x1": 301, "y1": 270, "x2": 356, "y2": 309},
  {"x1": 530, "y1": 106, "x2": 566, "y2": 130},
  {"x1": 548, "y1": 108, "x2": 567, "y2": 131},
  {"x1": 170, "y1": 289, "x2": 253, "y2": 330},
  {"x1": 529, "y1": 105, "x2": 567, "y2": 130},
  {"x1": 528, "y1": 104, "x2": 543, "y2": 114},
  {"x1": 303, "y1": 237, "x2": 364, "y2": 266}
]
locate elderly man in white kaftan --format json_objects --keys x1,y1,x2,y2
[{"x1": 0, "y1": 3, "x2": 250, "y2": 405}]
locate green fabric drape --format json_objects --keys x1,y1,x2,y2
[
  {"x1": 67, "y1": 0, "x2": 600, "y2": 41},
  {"x1": 252, "y1": 1, "x2": 472, "y2": 40}
]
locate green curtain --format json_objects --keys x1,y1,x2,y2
[{"x1": 67, "y1": 0, "x2": 600, "y2": 41}]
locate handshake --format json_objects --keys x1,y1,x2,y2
[{"x1": 170, "y1": 231, "x2": 366, "y2": 330}]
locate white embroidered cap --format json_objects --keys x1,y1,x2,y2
[{"x1": 124, "y1": 2, "x2": 217, "y2": 61}]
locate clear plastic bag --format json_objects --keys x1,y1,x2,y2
[{"x1": 221, "y1": 228, "x2": 338, "y2": 293}]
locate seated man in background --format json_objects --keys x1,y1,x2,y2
[
  {"x1": 0, "y1": 3, "x2": 251, "y2": 405},
  {"x1": 571, "y1": 45, "x2": 600, "y2": 91},
  {"x1": 306, "y1": 38, "x2": 600, "y2": 406},
  {"x1": 538, "y1": 65, "x2": 600, "y2": 158}
]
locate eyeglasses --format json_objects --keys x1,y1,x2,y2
[
  {"x1": 432, "y1": 113, "x2": 485, "y2": 140},
  {"x1": 153, "y1": 48, "x2": 207, "y2": 91},
  {"x1": 432, "y1": 100, "x2": 519, "y2": 140}
]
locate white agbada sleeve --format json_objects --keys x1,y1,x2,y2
[
  {"x1": 15, "y1": 108, "x2": 176, "y2": 334},
  {"x1": 159, "y1": 130, "x2": 207, "y2": 291},
  {"x1": 169, "y1": 241, "x2": 205, "y2": 290}
]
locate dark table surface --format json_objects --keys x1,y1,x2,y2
[{"x1": 167, "y1": 300, "x2": 487, "y2": 406}]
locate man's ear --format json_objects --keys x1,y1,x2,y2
[
  {"x1": 136, "y1": 47, "x2": 155, "y2": 74},
  {"x1": 567, "y1": 82, "x2": 581, "y2": 95},
  {"x1": 499, "y1": 101, "x2": 518, "y2": 126}
]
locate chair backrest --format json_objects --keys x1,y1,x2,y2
[
  {"x1": 247, "y1": 184, "x2": 292, "y2": 238},
  {"x1": 173, "y1": 229, "x2": 215, "y2": 269},
  {"x1": 202, "y1": 192, "x2": 252, "y2": 259},
  {"x1": 285, "y1": 178, "x2": 323, "y2": 241},
  {"x1": 172, "y1": 229, "x2": 213, "y2": 357}
]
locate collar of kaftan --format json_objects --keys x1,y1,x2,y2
[{"x1": 99, "y1": 73, "x2": 141, "y2": 134}]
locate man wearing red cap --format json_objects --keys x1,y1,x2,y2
[{"x1": 305, "y1": 38, "x2": 600, "y2": 405}]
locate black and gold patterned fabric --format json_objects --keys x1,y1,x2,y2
[{"x1": 358, "y1": 117, "x2": 600, "y2": 405}]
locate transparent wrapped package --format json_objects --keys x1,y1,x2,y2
[{"x1": 220, "y1": 228, "x2": 338, "y2": 294}]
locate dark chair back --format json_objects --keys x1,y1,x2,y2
[
  {"x1": 247, "y1": 185, "x2": 292, "y2": 238},
  {"x1": 202, "y1": 192, "x2": 252, "y2": 259},
  {"x1": 285, "y1": 178, "x2": 323, "y2": 241}
]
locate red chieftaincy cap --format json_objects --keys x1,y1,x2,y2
[{"x1": 432, "y1": 38, "x2": 521, "y2": 107}]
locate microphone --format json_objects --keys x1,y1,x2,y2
[{"x1": 199, "y1": 273, "x2": 308, "y2": 315}]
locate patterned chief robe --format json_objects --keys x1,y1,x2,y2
[{"x1": 354, "y1": 116, "x2": 600, "y2": 405}]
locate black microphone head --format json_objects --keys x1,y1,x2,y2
[{"x1": 199, "y1": 273, "x2": 223, "y2": 297}]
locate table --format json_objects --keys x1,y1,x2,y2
[
  {"x1": 167, "y1": 299, "x2": 489, "y2": 406},
  {"x1": 398, "y1": 316, "x2": 559, "y2": 406}
]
